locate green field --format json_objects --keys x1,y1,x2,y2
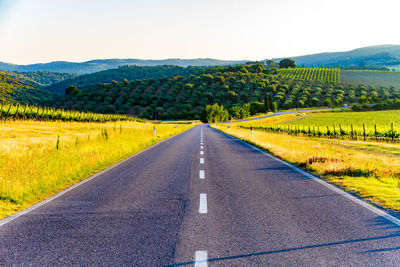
[
  {"x1": 239, "y1": 110, "x2": 400, "y2": 141},
  {"x1": 284, "y1": 110, "x2": 400, "y2": 138},
  {"x1": 341, "y1": 70, "x2": 400, "y2": 87},
  {"x1": 277, "y1": 68, "x2": 340, "y2": 83},
  {"x1": 287, "y1": 110, "x2": 400, "y2": 128}
]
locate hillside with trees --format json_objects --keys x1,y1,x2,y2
[
  {"x1": 46, "y1": 65, "x2": 207, "y2": 94},
  {"x1": 0, "y1": 73, "x2": 54, "y2": 104},
  {"x1": 50, "y1": 64, "x2": 400, "y2": 120},
  {"x1": 0, "y1": 70, "x2": 78, "y2": 87},
  {"x1": 272, "y1": 45, "x2": 400, "y2": 68}
]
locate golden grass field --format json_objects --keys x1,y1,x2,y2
[
  {"x1": 0, "y1": 120, "x2": 193, "y2": 219},
  {"x1": 213, "y1": 117, "x2": 400, "y2": 213}
]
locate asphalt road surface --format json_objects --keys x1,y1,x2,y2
[
  {"x1": 1, "y1": 125, "x2": 400, "y2": 266},
  {"x1": 224, "y1": 108, "x2": 330, "y2": 123}
]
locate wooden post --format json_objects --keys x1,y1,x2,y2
[
  {"x1": 4, "y1": 104, "x2": 12, "y2": 121},
  {"x1": 14, "y1": 104, "x2": 20, "y2": 121},
  {"x1": 23, "y1": 105, "x2": 28, "y2": 120},
  {"x1": 363, "y1": 124, "x2": 366, "y2": 141},
  {"x1": 0, "y1": 102, "x2": 3, "y2": 120},
  {"x1": 392, "y1": 122, "x2": 394, "y2": 141}
]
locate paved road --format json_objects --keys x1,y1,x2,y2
[
  {"x1": 224, "y1": 108, "x2": 330, "y2": 123},
  {"x1": 1, "y1": 125, "x2": 400, "y2": 266}
]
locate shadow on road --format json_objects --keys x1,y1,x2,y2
[{"x1": 166, "y1": 216, "x2": 400, "y2": 266}]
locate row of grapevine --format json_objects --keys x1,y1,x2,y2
[
  {"x1": 277, "y1": 68, "x2": 340, "y2": 84},
  {"x1": 241, "y1": 123, "x2": 400, "y2": 143},
  {"x1": 0, "y1": 102, "x2": 141, "y2": 122}
]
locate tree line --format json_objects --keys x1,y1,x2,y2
[{"x1": 45, "y1": 64, "x2": 400, "y2": 120}]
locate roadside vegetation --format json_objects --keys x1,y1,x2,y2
[
  {"x1": 0, "y1": 102, "x2": 142, "y2": 122},
  {"x1": 212, "y1": 110, "x2": 400, "y2": 213},
  {"x1": 240, "y1": 110, "x2": 400, "y2": 143},
  {"x1": 0, "y1": 119, "x2": 193, "y2": 219}
]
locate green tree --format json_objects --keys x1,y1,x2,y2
[
  {"x1": 200, "y1": 103, "x2": 229, "y2": 123},
  {"x1": 65, "y1": 85, "x2": 80, "y2": 96},
  {"x1": 279, "y1": 59, "x2": 296, "y2": 69}
]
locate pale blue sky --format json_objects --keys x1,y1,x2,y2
[{"x1": 0, "y1": 0, "x2": 399, "y2": 64}]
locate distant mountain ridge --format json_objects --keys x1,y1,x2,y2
[
  {"x1": 0, "y1": 58, "x2": 247, "y2": 74},
  {"x1": 272, "y1": 44, "x2": 400, "y2": 67},
  {"x1": 1, "y1": 44, "x2": 400, "y2": 74}
]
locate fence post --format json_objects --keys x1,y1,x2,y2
[
  {"x1": 363, "y1": 124, "x2": 366, "y2": 141},
  {"x1": 392, "y1": 122, "x2": 394, "y2": 141},
  {"x1": 4, "y1": 104, "x2": 12, "y2": 121},
  {"x1": 0, "y1": 102, "x2": 3, "y2": 120},
  {"x1": 14, "y1": 104, "x2": 20, "y2": 121}
]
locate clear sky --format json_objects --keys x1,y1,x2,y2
[{"x1": 0, "y1": 0, "x2": 399, "y2": 64}]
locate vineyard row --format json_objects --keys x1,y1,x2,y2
[{"x1": 0, "y1": 103, "x2": 140, "y2": 122}]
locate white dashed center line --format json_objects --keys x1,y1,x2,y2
[
  {"x1": 200, "y1": 151, "x2": 204, "y2": 155},
  {"x1": 200, "y1": 158, "x2": 204, "y2": 164},
  {"x1": 199, "y1": 194, "x2": 207, "y2": 214},
  {"x1": 199, "y1": 170, "x2": 205, "y2": 179},
  {"x1": 195, "y1": 251, "x2": 208, "y2": 267}
]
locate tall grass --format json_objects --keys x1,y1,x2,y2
[
  {"x1": 0, "y1": 120, "x2": 193, "y2": 219},
  {"x1": 213, "y1": 124, "x2": 400, "y2": 212}
]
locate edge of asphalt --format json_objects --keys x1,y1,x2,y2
[
  {"x1": 222, "y1": 108, "x2": 331, "y2": 124},
  {"x1": 0, "y1": 126, "x2": 196, "y2": 228},
  {"x1": 210, "y1": 125, "x2": 400, "y2": 227}
]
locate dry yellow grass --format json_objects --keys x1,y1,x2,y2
[
  {"x1": 213, "y1": 124, "x2": 400, "y2": 212},
  {"x1": 0, "y1": 120, "x2": 193, "y2": 219}
]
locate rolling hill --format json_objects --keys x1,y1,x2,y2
[
  {"x1": 2, "y1": 45, "x2": 400, "y2": 75},
  {"x1": 0, "y1": 58, "x2": 246, "y2": 74},
  {"x1": 0, "y1": 73, "x2": 54, "y2": 104},
  {"x1": 274, "y1": 45, "x2": 400, "y2": 67},
  {"x1": 49, "y1": 65, "x2": 400, "y2": 120},
  {"x1": 0, "y1": 70, "x2": 78, "y2": 88},
  {"x1": 45, "y1": 65, "x2": 207, "y2": 94}
]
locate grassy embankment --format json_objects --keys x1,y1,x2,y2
[
  {"x1": 212, "y1": 110, "x2": 400, "y2": 213},
  {"x1": 0, "y1": 120, "x2": 193, "y2": 219}
]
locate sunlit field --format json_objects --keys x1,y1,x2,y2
[
  {"x1": 0, "y1": 120, "x2": 193, "y2": 219},
  {"x1": 213, "y1": 117, "x2": 400, "y2": 212},
  {"x1": 239, "y1": 110, "x2": 400, "y2": 142}
]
